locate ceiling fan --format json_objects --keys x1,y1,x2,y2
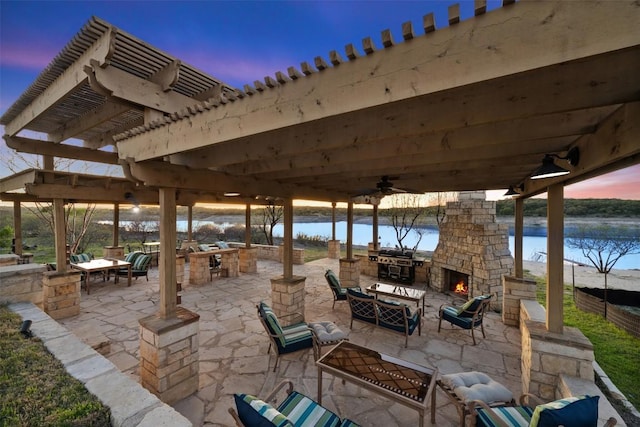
[{"x1": 356, "y1": 176, "x2": 415, "y2": 197}]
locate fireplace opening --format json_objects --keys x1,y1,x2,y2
[{"x1": 444, "y1": 269, "x2": 469, "y2": 297}]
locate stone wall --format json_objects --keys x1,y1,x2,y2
[
  {"x1": 0, "y1": 254, "x2": 20, "y2": 267},
  {"x1": 520, "y1": 299, "x2": 595, "y2": 400},
  {"x1": 431, "y1": 191, "x2": 513, "y2": 306},
  {"x1": 502, "y1": 275, "x2": 537, "y2": 326},
  {"x1": 0, "y1": 264, "x2": 47, "y2": 306},
  {"x1": 227, "y1": 243, "x2": 305, "y2": 264}
]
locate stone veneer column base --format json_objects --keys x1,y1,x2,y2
[
  {"x1": 103, "y1": 246, "x2": 124, "y2": 260},
  {"x1": 42, "y1": 271, "x2": 82, "y2": 319},
  {"x1": 239, "y1": 248, "x2": 257, "y2": 273},
  {"x1": 520, "y1": 301, "x2": 595, "y2": 401},
  {"x1": 139, "y1": 307, "x2": 200, "y2": 405},
  {"x1": 502, "y1": 275, "x2": 537, "y2": 326},
  {"x1": 270, "y1": 275, "x2": 306, "y2": 326},
  {"x1": 176, "y1": 255, "x2": 185, "y2": 284},
  {"x1": 339, "y1": 258, "x2": 360, "y2": 288},
  {"x1": 327, "y1": 240, "x2": 341, "y2": 259}
]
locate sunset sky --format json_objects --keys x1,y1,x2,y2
[{"x1": 1, "y1": 0, "x2": 638, "y2": 200}]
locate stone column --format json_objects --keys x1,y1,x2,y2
[
  {"x1": 270, "y1": 275, "x2": 305, "y2": 326},
  {"x1": 239, "y1": 247, "x2": 257, "y2": 273},
  {"x1": 339, "y1": 258, "x2": 360, "y2": 288},
  {"x1": 502, "y1": 275, "x2": 537, "y2": 326},
  {"x1": 42, "y1": 271, "x2": 82, "y2": 319},
  {"x1": 327, "y1": 240, "x2": 341, "y2": 259},
  {"x1": 103, "y1": 246, "x2": 124, "y2": 260},
  {"x1": 521, "y1": 319, "x2": 594, "y2": 400},
  {"x1": 188, "y1": 252, "x2": 210, "y2": 285},
  {"x1": 220, "y1": 250, "x2": 240, "y2": 277},
  {"x1": 139, "y1": 307, "x2": 200, "y2": 404},
  {"x1": 176, "y1": 255, "x2": 185, "y2": 284}
]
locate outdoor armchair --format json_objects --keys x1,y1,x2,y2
[
  {"x1": 116, "y1": 253, "x2": 152, "y2": 282},
  {"x1": 438, "y1": 294, "x2": 492, "y2": 345},
  {"x1": 325, "y1": 269, "x2": 361, "y2": 309},
  {"x1": 257, "y1": 302, "x2": 313, "y2": 372},
  {"x1": 229, "y1": 379, "x2": 360, "y2": 427},
  {"x1": 468, "y1": 393, "x2": 617, "y2": 427}
]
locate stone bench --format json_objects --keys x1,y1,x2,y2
[{"x1": 9, "y1": 302, "x2": 191, "y2": 427}]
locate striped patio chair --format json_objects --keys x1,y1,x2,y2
[{"x1": 257, "y1": 302, "x2": 313, "y2": 372}]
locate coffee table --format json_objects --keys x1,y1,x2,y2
[
  {"x1": 316, "y1": 341, "x2": 438, "y2": 427},
  {"x1": 71, "y1": 259, "x2": 131, "y2": 294},
  {"x1": 366, "y1": 282, "x2": 426, "y2": 316}
]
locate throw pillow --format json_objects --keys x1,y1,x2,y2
[
  {"x1": 530, "y1": 395, "x2": 599, "y2": 427},
  {"x1": 234, "y1": 394, "x2": 293, "y2": 427}
]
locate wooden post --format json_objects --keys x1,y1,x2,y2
[
  {"x1": 546, "y1": 184, "x2": 564, "y2": 333},
  {"x1": 372, "y1": 204, "x2": 379, "y2": 251},
  {"x1": 113, "y1": 203, "x2": 119, "y2": 247},
  {"x1": 346, "y1": 201, "x2": 353, "y2": 259},
  {"x1": 283, "y1": 199, "x2": 293, "y2": 279},
  {"x1": 159, "y1": 188, "x2": 177, "y2": 318},
  {"x1": 514, "y1": 197, "x2": 524, "y2": 278},
  {"x1": 187, "y1": 205, "x2": 193, "y2": 242},
  {"x1": 245, "y1": 203, "x2": 251, "y2": 247},
  {"x1": 53, "y1": 198, "x2": 67, "y2": 273},
  {"x1": 12, "y1": 201, "x2": 22, "y2": 256},
  {"x1": 331, "y1": 202, "x2": 336, "y2": 240}
]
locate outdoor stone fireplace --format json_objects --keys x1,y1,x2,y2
[{"x1": 431, "y1": 191, "x2": 514, "y2": 305}]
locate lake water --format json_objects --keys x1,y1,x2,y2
[
  {"x1": 270, "y1": 221, "x2": 639, "y2": 271},
  {"x1": 119, "y1": 219, "x2": 638, "y2": 270}
]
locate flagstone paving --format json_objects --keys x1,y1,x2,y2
[{"x1": 60, "y1": 257, "x2": 523, "y2": 426}]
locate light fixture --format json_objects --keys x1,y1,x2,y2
[
  {"x1": 224, "y1": 192, "x2": 241, "y2": 197},
  {"x1": 530, "y1": 147, "x2": 580, "y2": 180},
  {"x1": 124, "y1": 192, "x2": 140, "y2": 212},
  {"x1": 504, "y1": 184, "x2": 524, "y2": 196},
  {"x1": 20, "y1": 320, "x2": 33, "y2": 338}
]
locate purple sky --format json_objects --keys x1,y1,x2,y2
[{"x1": 1, "y1": 0, "x2": 638, "y2": 199}]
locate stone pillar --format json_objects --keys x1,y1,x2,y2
[
  {"x1": 220, "y1": 250, "x2": 240, "y2": 277},
  {"x1": 176, "y1": 255, "x2": 185, "y2": 284},
  {"x1": 139, "y1": 307, "x2": 200, "y2": 404},
  {"x1": 521, "y1": 320, "x2": 594, "y2": 400},
  {"x1": 42, "y1": 271, "x2": 82, "y2": 319},
  {"x1": 103, "y1": 246, "x2": 124, "y2": 260},
  {"x1": 327, "y1": 240, "x2": 341, "y2": 259},
  {"x1": 339, "y1": 258, "x2": 360, "y2": 288},
  {"x1": 188, "y1": 252, "x2": 210, "y2": 285},
  {"x1": 239, "y1": 247, "x2": 257, "y2": 273},
  {"x1": 502, "y1": 275, "x2": 537, "y2": 326},
  {"x1": 270, "y1": 275, "x2": 305, "y2": 326}
]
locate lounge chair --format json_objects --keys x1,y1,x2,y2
[
  {"x1": 324, "y1": 269, "x2": 361, "y2": 309},
  {"x1": 257, "y1": 302, "x2": 314, "y2": 372},
  {"x1": 438, "y1": 294, "x2": 492, "y2": 345},
  {"x1": 229, "y1": 379, "x2": 360, "y2": 426},
  {"x1": 468, "y1": 393, "x2": 617, "y2": 427}
]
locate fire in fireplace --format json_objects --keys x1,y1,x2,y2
[{"x1": 445, "y1": 269, "x2": 469, "y2": 297}]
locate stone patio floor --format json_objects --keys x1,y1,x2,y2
[{"x1": 59, "y1": 258, "x2": 523, "y2": 426}]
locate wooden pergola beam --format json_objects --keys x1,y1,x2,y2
[{"x1": 4, "y1": 136, "x2": 120, "y2": 165}]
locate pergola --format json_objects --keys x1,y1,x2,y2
[{"x1": 2, "y1": 1, "x2": 639, "y2": 336}]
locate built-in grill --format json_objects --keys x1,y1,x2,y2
[{"x1": 371, "y1": 249, "x2": 424, "y2": 284}]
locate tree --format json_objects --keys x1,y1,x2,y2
[
  {"x1": 427, "y1": 192, "x2": 458, "y2": 226},
  {"x1": 567, "y1": 224, "x2": 640, "y2": 317},
  {"x1": 387, "y1": 194, "x2": 427, "y2": 253},
  {"x1": 258, "y1": 203, "x2": 283, "y2": 246}
]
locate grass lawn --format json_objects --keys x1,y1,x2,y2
[
  {"x1": 530, "y1": 275, "x2": 640, "y2": 415},
  {"x1": 0, "y1": 305, "x2": 111, "y2": 427}
]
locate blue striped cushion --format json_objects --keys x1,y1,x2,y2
[
  {"x1": 234, "y1": 393, "x2": 293, "y2": 427},
  {"x1": 476, "y1": 405, "x2": 534, "y2": 427},
  {"x1": 260, "y1": 303, "x2": 285, "y2": 346},
  {"x1": 277, "y1": 391, "x2": 341, "y2": 427},
  {"x1": 339, "y1": 419, "x2": 361, "y2": 427},
  {"x1": 132, "y1": 255, "x2": 151, "y2": 270}
]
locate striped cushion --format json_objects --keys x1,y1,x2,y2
[
  {"x1": 476, "y1": 405, "x2": 534, "y2": 427},
  {"x1": 260, "y1": 303, "x2": 285, "y2": 345},
  {"x1": 132, "y1": 254, "x2": 151, "y2": 271},
  {"x1": 277, "y1": 391, "x2": 341, "y2": 427},
  {"x1": 530, "y1": 395, "x2": 599, "y2": 427},
  {"x1": 234, "y1": 393, "x2": 293, "y2": 427},
  {"x1": 339, "y1": 420, "x2": 361, "y2": 427},
  {"x1": 282, "y1": 323, "x2": 313, "y2": 347}
]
